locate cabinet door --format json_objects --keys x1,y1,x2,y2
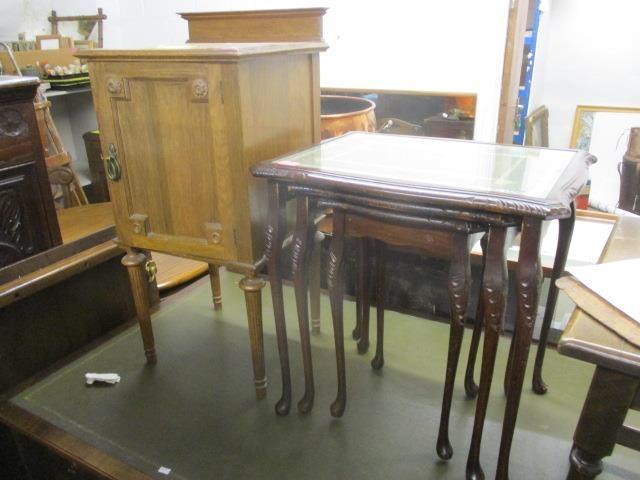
[
  {"x1": 93, "y1": 63, "x2": 238, "y2": 262},
  {"x1": 0, "y1": 162, "x2": 48, "y2": 267}
]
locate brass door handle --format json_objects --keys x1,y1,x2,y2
[{"x1": 104, "y1": 143, "x2": 121, "y2": 181}]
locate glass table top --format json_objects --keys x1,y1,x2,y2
[{"x1": 271, "y1": 132, "x2": 580, "y2": 200}]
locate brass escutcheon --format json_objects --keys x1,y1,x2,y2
[{"x1": 145, "y1": 260, "x2": 157, "y2": 283}]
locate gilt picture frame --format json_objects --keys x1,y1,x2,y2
[{"x1": 570, "y1": 105, "x2": 640, "y2": 211}]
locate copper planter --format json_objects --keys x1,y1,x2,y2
[{"x1": 320, "y1": 95, "x2": 376, "y2": 139}]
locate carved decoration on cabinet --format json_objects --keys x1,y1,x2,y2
[
  {"x1": 106, "y1": 78, "x2": 123, "y2": 96},
  {"x1": 191, "y1": 78, "x2": 208, "y2": 101},
  {"x1": 0, "y1": 188, "x2": 35, "y2": 265},
  {"x1": 0, "y1": 108, "x2": 28, "y2": 138}
]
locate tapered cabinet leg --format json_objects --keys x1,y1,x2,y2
[
  {"x1": 328, "y1": 209, "x2": 347, "y2": 418},
  {"x1": 122, "y1": 249, "x2": 156, "y2": 364},
  {"x1": 265, "y1": 181, "x2": 291, "y2": 416},
  {"x1": 209, "y1": 264, "x2": 223, "y2": 311},
  {"x1": 371, "y1": 241, "x2": 386, "y2": 370},
  {"x1": 239, "y1": 275, "x2": 267, "y2": 400},
  {"x1": 496, "y1": 218, "x2": 543, "y2": 480},
  {"x1": 309, "y1": 231, "x2": 324, "y2": 335},
  {"x1": 566, "y1": 367, "x2": 639, "y2": 480},
  {"x1": 437, "y1": 233, "x2": 471, "y2": 460},
  {"x1": 466, "y1": 226, "x2": 507, "y2": 480},
  {"x1": 292, "y1": 195, "x2": 316, "y2": 413},
  {"x1": 465, "y1": 233, "x2": 487, "y2": 398},
  {"x1": 533, "y1": 202, "x2": 576, "y2": 394}
]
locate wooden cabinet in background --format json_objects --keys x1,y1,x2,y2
[
  {"x1": 180, "y1": 8, "x2": 327, "y2": 43},
  {"x1": 76, "y1": 41, "x2": 326, "y2": 399},
  {"x1": 0, "y1": 76, "x2": 61, "y2": 269}
]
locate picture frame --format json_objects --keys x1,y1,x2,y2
[
  {"x1": 35, "y1": 34, "x2": 61, "y2": 50},
  {"x1": 570, "y1": 105, "x2": 640, "y2": 211},
  {"x1": 35, "y1": 34, "x2": 74, "y2": 50}
]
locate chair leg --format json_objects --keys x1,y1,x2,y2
[
  {"x1": 371, "y1": 240, "x2": 386, "y2": 370},
  {"x1": 464, "y1": 233, "x2": 487, "y2": 398},
  {"x1": 437, "y1": 233, "x2": 471, "y2": 460}
]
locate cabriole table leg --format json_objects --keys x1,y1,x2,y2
[
  {"x1": 496, "y1": 218, "x2": 543, "y2": 480},
  {"x1": 328, "y1": 209, "x2": 347, "y2": 418},
  {"x1": 466, "y1": 225, "x2": 507, "y2": 480},
  {"x1": 265, "y1": 181, "x2": 291, "y2": 416}
]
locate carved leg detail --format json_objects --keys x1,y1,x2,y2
[
  {"x1": 329, "y1": 209, "x2": 347, "y2": 418},
  {"x1": 358, "y1": 238, "x2": 372, "y2": 354},
  {"x1": 496, "y1": 218, "x2": 543, "y2": 480},
  {"x1": 292, "y1": 195, "x2": 315, "y2": 413},
  {"x1": 309, "y1": 230, "x2": 324, "y2": 335},
  {"x1": 209, "y1": 264, "x2": 223, "y2": 311},
  {"x1": 533, "y1": 202, "x2": 576, "y2": 395},
  {"x1": 371, "y1": 241, "x2": 386, "y2": 370},
  {"x1": 466, "y1": 226, "x2": 507, "y2": 480},
  {"x1": 122, "y1": 249, "x2": 156, "y2": 364},
  {"x1": 265, "y1": 181, "x2": 291, "y2": 416},
  {"x1": 465, "y1": 233, "x2": 487, "y2": 398},
  {"x1": 239, "y1": 275, "x2": 267, "y2": 400},
  {"x1": 437, "y1": 234, "x2": 471, "y2": 460},
  {"x1": 566, "y1": 366, "x2": 639, "y2": 480}
]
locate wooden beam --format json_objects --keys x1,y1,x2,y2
[{"x1": 496, "y1": 0, "x2": 530, "y2": 144}]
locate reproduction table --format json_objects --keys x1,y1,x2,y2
[
  {"x1": 557, "y1": 214, "x2": 640, "y2": 479},
  {"x1": 253, "y1": 132, "x2": 595, "y2": 480}
]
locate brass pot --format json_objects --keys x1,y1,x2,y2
[{"x1": 320, "y1": 95, "x2": 376, "y2": 139}]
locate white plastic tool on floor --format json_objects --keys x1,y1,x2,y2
[{"x1": 85, "y1": 373, "x2": 121, "y2": 385}]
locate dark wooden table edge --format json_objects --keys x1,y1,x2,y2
[
  {"x1": 0, "y1": 402, "x2": 154, "y2": 480},
  {"x1": 0, "y1": 240, "x2": 123, "y2": 309},
  {"x1": 557, "y1": 312, "x2": 640, "y2": 378}
]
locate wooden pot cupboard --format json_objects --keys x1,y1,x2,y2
[{"x1": 76, "y1": 42, "x2": 327, "y2": 399}]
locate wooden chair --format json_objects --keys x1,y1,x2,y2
[{"x1": 33, "y1": 94, "x2": 89, "y2": 208}]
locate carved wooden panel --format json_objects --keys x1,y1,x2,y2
[{"x1": 0, "y1": 171, "x2": 38, "y2": 267}]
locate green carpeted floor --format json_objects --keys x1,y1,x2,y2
[{"x1": 12, "y1": 270, "x2": 640, "y2": 479}]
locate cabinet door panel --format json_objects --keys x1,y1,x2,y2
[
  {"x1": 97, "y1": 64, "x2": 237, "y2": 262},
  {"x1": 0, "y1": 163, "x2": 46, "y2": 266}
]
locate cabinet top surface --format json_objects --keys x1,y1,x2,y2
[
  {"x1": 0, "y1": 75, "x2": 39, "y2": 90},
  {"x1": 179, "y1": 7, "x2": 328, "y2": 19},
  {"x1": 253, "y1": 132, "x2": 596, "y2": 219},
  {"x1": 75, "y1": 42, "x2": 328, "y2": 61}
]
